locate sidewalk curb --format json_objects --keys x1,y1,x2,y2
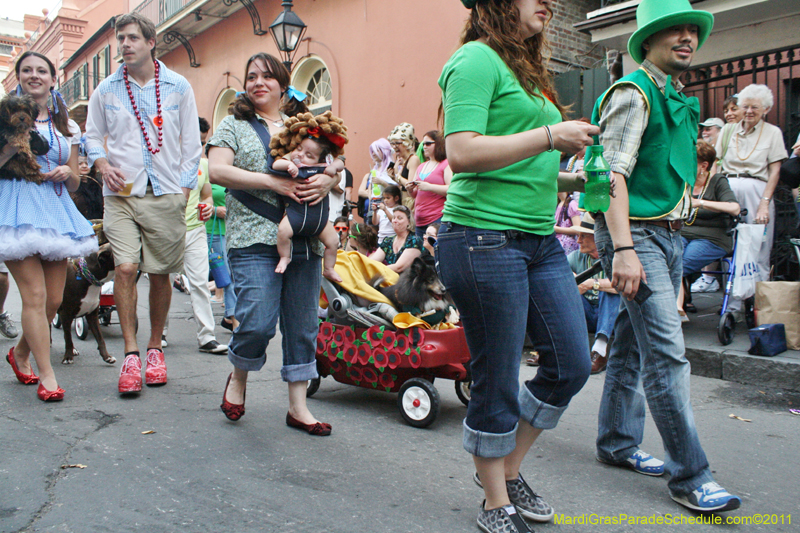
[{"x1": 686, "y1": 347, "x2": 800, "y2": 392}]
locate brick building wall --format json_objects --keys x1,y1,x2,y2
[{"x1": 549, "y1": 0, "x2": 605, "y2": 73}]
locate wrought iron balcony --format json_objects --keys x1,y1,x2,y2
[
  {"x1": 134, "y1": 0, "x2": 196, "y2": 28},
  {"x1": 60, "y1": 71, "x2": 89, "y2": 108}
]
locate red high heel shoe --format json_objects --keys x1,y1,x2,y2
[
  {"x1": 37, "y1": 382, "x2": 65, "y2": 402},
  {"x1": 220, "y1": 373, "x2": 245, "y2": 421},
  {"x1": 6, "y1": 347, "x2": 39, "y2": 385}
]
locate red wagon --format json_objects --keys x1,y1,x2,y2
[{"x1": 308, "y1": 277, "x2": 472, "y2": 428}]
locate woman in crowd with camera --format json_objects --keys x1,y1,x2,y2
[{"x1": 0, "y1": 51, "x2": 96, "y2": 402}]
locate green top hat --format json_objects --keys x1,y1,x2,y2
[{"x1": 628, "y1": 0, "x2": 714, "y2": 65}]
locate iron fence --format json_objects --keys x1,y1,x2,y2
[
  {"x1": 682, "y1": 44, "x2": 800, "y2": 149},
  {"x1": 134, "y1": 0, "x2": 196, "y2": 27},
  {"x1": 61, "y1": 69, "x2": 88, "y2": 108}
]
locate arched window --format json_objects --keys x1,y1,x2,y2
[
  {"x1": 292, "y1": 56, "x2": 332, "y2": 114},
  {"x1": 213, "y1": 87, "x2": 237, "y2": 131}
]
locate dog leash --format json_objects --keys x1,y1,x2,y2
[{"x1": 73, "y1": 257, "x2": 104, "y2": 286}]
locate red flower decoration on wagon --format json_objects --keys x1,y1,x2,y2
[
  {"x1": 342, "y1": 327, "x2": 356, "y2": 344},
  {"x1": 372, "y1": 347, "x2": 389, "y2": 368},
  {"x1": 379, "y1": 373, "x2": 395, "y2": 389},
  {"x1": 408, "y1": 351, "x2": 422, "y2": 369},
  {"x1": 362, "y1": 367, "x2": 378, "y2": 384},
  {"x1": 366, "y1": 325, "x2": 383, "y2": 346},
  {"x1": 408, "y1": 327, "x2": 425, "y2": 347},
  {"x1": 394, "y1": 334, "x2": 408, "y2": 351},
  {"x1": 329, "y1": 359, "x2": 342, "y2": 373},
  {"x1": 356, "y1": 344, "x2": 372, "y2": 365},
  {"x1": 332, "y1": 328, "x2": 346, "y2": 346},
  {"x1": 381, "y1": 330, "x2": 396, "y2": 349},
  {"x1": 316, "y1": 337, "x2": 327, "y2": 356},
  {"x1": 319, "y1": 322, "x2": 334, "y2": 341},
  {"x1": 347, "y1": 366, "x2": 363, "y2": 383},
  {"x1": 386, "y1": 348, "x2": 402, "y2": 370},
  {"x1": 341, "y1": 343, "x2": 357, "y2": 363}
]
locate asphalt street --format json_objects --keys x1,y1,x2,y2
[{"x1": 1, "y1": 279, "x2": 798, "y2": 533}]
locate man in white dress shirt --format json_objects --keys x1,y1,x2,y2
[{"x1": 85, "y1": 12, "x2": 201, "y2": 395}]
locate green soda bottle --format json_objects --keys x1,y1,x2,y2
[{"x1": 583, "y1": 145, "x2": 611, "y2": 212}]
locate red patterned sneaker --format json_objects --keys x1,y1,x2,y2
[
  {"x1": 118, "y1": 354, "x2": 142, "y2": 394},
  {"x1": 145, "y1": 349, "x2": 167, "y2": 386}
]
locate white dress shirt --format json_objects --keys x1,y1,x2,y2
[{"x1": 85, "y1": 61, "x2": 201, "y2": 196}]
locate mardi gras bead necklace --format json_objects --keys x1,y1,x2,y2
[
  {"x1": 37, "y1": 111, "x2": 63, "y2": 195},
  {"x1": 124, "y1": 60, "x2": 163, "y2": 154}
]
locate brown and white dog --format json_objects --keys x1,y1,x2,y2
[{"x1": 56, "y1": 244, "x2": 116, "y2": 364}]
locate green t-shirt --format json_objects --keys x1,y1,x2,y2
[
  {"x1": 438, "y1": 41, "x2": 562, "y2": 234},
  {"x1": 185, "y1": 158, "x2": 208, "y2": 231},
  {"x1": 206, "y1": 183, "x2": 227, "y2": 236}
]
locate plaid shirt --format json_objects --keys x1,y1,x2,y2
[{"x1": 598, "y1": 59, "x2": 690, "y2": 220}]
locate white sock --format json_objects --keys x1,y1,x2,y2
[{"x1": 592, "y1": 337, "x2": 607, "y2": 357}]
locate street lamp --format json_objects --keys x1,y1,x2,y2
[{"x1": 269, "y1": 0, "x2": 307, "y2": 71}]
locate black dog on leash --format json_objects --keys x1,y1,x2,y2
[{"x1": 56, "y1": 244, "x2": 116, "y2": 365}]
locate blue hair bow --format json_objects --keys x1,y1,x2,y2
[
  {"x1": 236, "y1": 91, "x2": 245, "y2": 97},
  {"x1": 51, "y1": 89, "x2": 66, "y2": 114},
  {"x1": 286, "y1": 86, "x2": 307, "y2": 102}
]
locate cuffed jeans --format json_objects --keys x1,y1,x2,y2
[
  {"x1": 594, "y1": 217, "x2": 715, "y2": 495},
  {"x1": 582, "y1": 291, "x2": 621, "y2": 340},
  {"x1": 437, "y1": 223, "x2": 591, "y2": 458},
  {"x1": 227, "y1": 243, "x2": 320, "y2": 382},
  {"x1": 208, "y1": 233, "x2": 237, "y2": 318}
]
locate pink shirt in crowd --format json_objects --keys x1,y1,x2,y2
[
  {"x1": 555, "y1": 199, "x2": 580, "y2": 254},
  {"x1": 413, "y1": 159, "x2": 449, "y2": 226}
]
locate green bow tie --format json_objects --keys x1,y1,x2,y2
[{"x1": 664, "y1": 76, "x2": 700, "y2": 126}]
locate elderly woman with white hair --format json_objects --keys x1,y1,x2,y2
[{"x1": 715, "y1": 84, "x2": 788, "y2": 283}]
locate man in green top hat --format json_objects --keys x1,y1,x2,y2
[{"x1": 590, "y1": 0, "x2": 742, "y2": 514}]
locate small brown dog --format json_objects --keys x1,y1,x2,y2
[
  {"x1": 56, "y1": 244, "x2": 116, "y2": 365},
  {"x1": 0, "y1": 94, "x2": 42, "y2": 183}
]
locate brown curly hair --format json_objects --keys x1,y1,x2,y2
[
  {"x1": 440, "y1": 0, "x2": 565, "y2": 125},
  {"x1": 229, "y1": 53, "x2": 309, "y2": 121},
  {"x1": 269, "y1": 110, "x2": 349, "y2": 159}
]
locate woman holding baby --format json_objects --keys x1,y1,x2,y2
[{"x1": 207, "y1": 53, "x2": 338, "y2": 435}]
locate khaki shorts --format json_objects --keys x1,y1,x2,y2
[{"x1": 104, "y1": 189, "x2": 187, "y2": 275}]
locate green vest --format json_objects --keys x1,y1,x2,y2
[{"x1": 591, "y1": 69, "x2": 699, "y2": 219}]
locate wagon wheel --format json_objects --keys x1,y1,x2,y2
[
  {"x1": 75, "y1": 317, "x2": 89, "y2": 340},
  {"x1": 52, "y1": 314, "x2": 62, "y2": 329},
  {"x1": 718, "y1": 312, "x2": 735, "y2": 346},
  {"x1": 307, "y1": 376, "x2": 321, "y2": 397},
  {"x1": 397, "y1": 378, "x2": 440, "y2": 428},
  {"x1": 455, "y1": 376, "x2": 472, "y2": 407}
]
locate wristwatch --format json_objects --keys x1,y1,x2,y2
[{"x1": 593, "y1": 280, "x2": 601, "y2": 291}]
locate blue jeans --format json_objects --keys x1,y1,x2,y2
[
  {"x1": 207, "y1": 233, "x2": 237, "y2": 318},
  {"x1": 437, "y1": 223, "x2": 591, "y2": 458},
  {"x1": 594, "y1": 218, "x2": 714, "y2": 495},
  {"x1": 582, "y1": 291, "x2": 621, "y2": 340},
  {"x1": 227, "y1": 243, "x2": 320, "y2": 382},
  {"x1": 681, "y1": 237, "x2": 727, "y2": 276}
]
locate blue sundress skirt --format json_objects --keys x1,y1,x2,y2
[{"x1": 0, "y1": 179, "x2": 98, "y2": 262}]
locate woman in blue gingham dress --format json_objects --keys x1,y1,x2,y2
[{"x1": 1, "y1": 52, "x2": 97, "y2": 402}]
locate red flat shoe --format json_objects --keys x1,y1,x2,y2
[
  {"x1": 37, "y1": 382, "x2": 65, "y2": 402},
  {"x1": 6, "y1": 347, "x2": 39, "y2": 385},
  {"x1": 220, "y1": 373, "x2": 245, "y2": 421},
  {"x1": 286, "y1": 412, "x2": 331, "y2": 436}
]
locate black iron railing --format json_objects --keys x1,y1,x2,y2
[
  {"x1": 683, "y1": 44, "x2": 800, "y2": 149},
  {"x1": 134, "y1": 0, "x2": 196, "y2": 27},
  {"x1": 61, "y1": 70, "x2": 89, "y2": 107}
]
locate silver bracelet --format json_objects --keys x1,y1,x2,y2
[{"x1": 543, "y1": 125, "x2": 555, "y2": 152}]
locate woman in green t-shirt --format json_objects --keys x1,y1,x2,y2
[{"x1": 436, "y1": 1, "x2": 598, "y2": 531}]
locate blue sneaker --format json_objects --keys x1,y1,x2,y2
[
  {"x1": 596, "y1": 449, "x2": 665, "y2": 476},
  {"x1": 671, "y1": 482, "x2": 741, "y2": 512}
]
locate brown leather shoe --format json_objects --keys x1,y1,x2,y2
[{"x1": 590, "y1": 351, "x2": 607, "y2": 374}]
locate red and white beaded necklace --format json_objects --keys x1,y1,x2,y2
[{"x1": 123, "y1": 60, "x2": 163, "y2": 154}]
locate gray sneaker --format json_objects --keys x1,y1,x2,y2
[
  {"x1": 474, "y1": 473, "x2": 554, "y2": 523},
  {"x1": 477, "y1": 502, "x2": 531, "y2": 533},
  {"x1": 0, "y1": 312, "x2": 19, "y2": 339}
]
